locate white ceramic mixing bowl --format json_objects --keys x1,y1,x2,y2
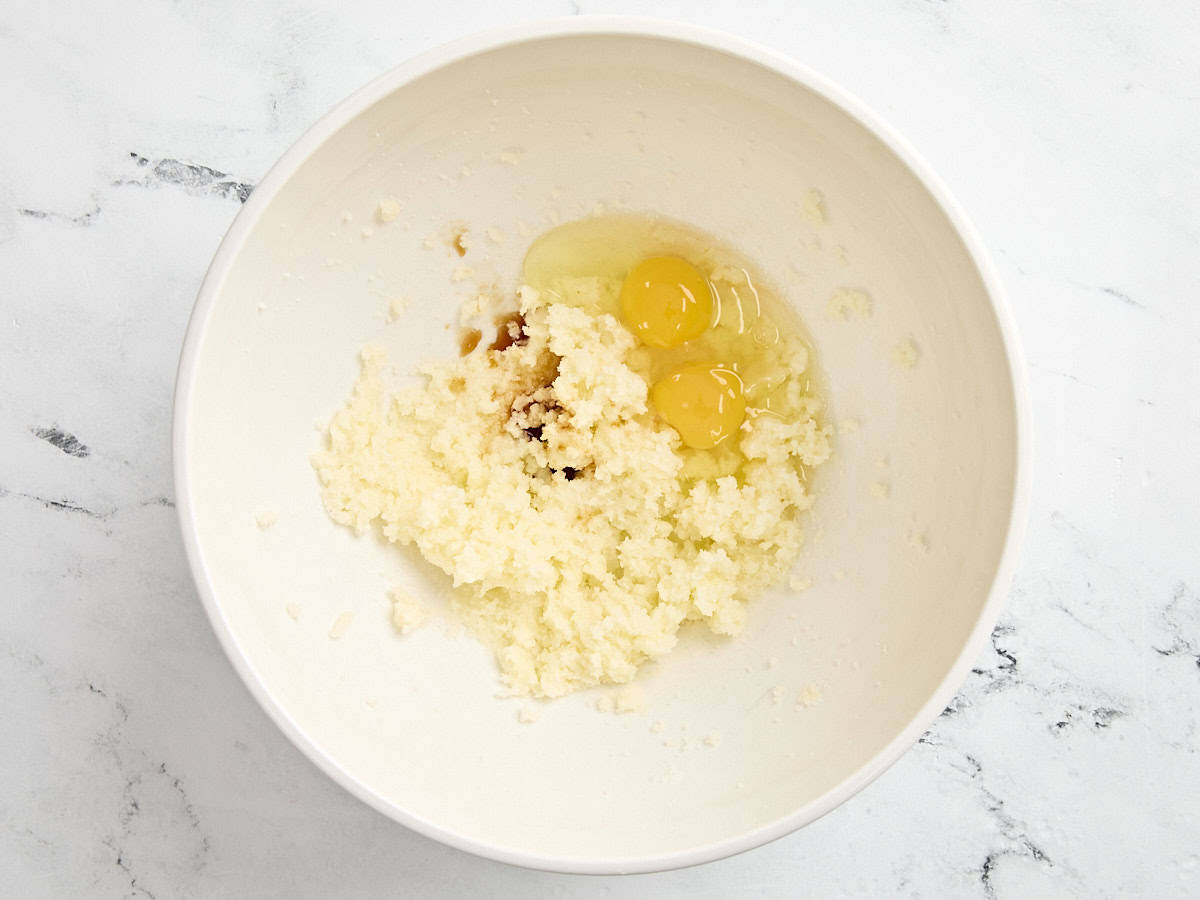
[{"x1": 174, "y1": 18, "x2": 1028, "y2": 873}]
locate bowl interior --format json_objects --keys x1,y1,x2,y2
[{"x1": 180, "y1": 29, "x2": 1020, "y2": 868}]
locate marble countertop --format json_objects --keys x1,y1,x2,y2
[{"x1": 3, "y1": 1, "x2": 1197, "y2": 896}]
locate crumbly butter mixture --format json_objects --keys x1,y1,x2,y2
[{"x1": 314, "y1": 281, "x2": 830, "y2": 697}]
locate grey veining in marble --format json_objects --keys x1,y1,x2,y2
[{"x1": 2, "y1": 0, "x2": 1197, "y2": 896}]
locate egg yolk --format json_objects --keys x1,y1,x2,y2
[
  {"x1": 651, "y1": 361, "x2": 746, "y2": 450},
  {"x1": 620, "y1": 257, "x2": 713, "y2": 347}
]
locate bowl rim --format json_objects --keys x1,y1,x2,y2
[{"x1": 173, "y1": 15, "x2": 1032, "y2": 876}]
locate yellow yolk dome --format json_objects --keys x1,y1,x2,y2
[
  {"x1": 620, "y1": 256, "x2": 713, "y2": 348},
  {"x1": 651, "y1": 361, "x2": 746, "y2": 450}
]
